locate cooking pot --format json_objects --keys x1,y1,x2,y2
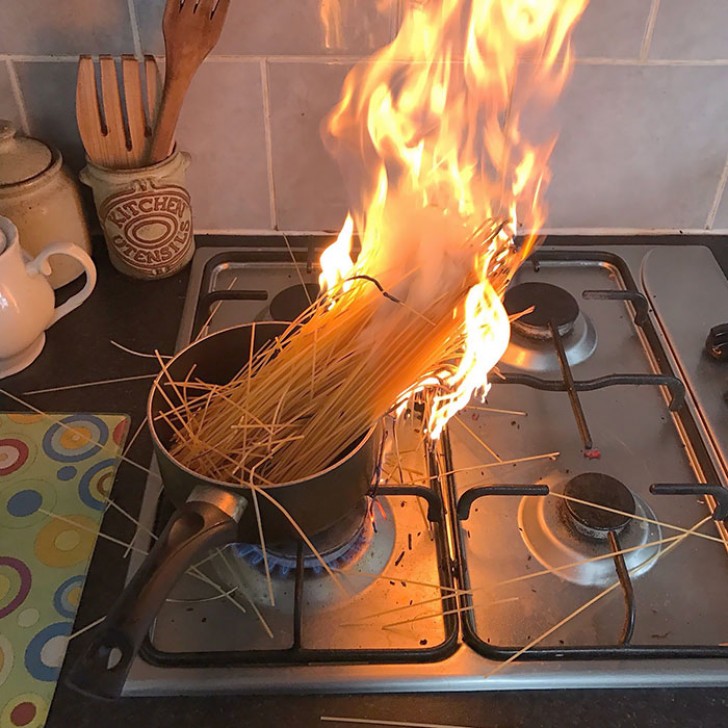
[{"x1": 68, "y1": 322, "x2": 381, "y2": 698}]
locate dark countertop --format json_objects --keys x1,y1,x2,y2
[{"x1": 3, "y1": 236, "x2": 728, "y2": 728}]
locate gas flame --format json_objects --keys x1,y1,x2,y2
[{"x1": 320, "y1": 0, "x2": 588, "y2": 437}]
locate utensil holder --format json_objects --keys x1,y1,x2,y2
[{"x1": 80, "y1": 150, "x2": 194, "y2": 280}]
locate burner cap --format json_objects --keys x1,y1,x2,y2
[
  {"x1": 563, "y1": 472, "x2": 636, "y2": 540},
  {"x1": 270, "y1": 283, "x2": 320, "y2": 322},
  {"x1": 504, "y1": 282, "x2": 579, "y2": 340}
]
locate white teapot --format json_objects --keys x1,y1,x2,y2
[{"x1": 0, "y1": 215, "x2": 96, "y2": 378}]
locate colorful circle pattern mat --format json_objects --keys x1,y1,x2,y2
[{"x1": 0, "y1": 413, "x2": 129, "y2": 726}]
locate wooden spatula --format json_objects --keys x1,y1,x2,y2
[
  {"x1": 149, "y1": 0, "x2": 231, "y2": 163},
  {"x1": 76, "y1": 55, "x2": 160, "y2": 169}
]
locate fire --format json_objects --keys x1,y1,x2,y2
[
  {"x1": 319, "y1": 213, "x2": 354, "y2": 292},
  {"x1": 319, "y1": 0, "x2": 343, "y2": 49},
  {"x1": 320, "y1": 0, "x2": 588, "y2": 437},
  {"x1": 320, "y1": 0, "x2": 400, "y2": 51}
]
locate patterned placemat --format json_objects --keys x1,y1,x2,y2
[{"x1": 0, "y1": 413, "x2": 129, "y2": 727}]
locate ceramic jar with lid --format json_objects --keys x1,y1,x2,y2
[{"x1": 0, "y1": 120, "x2": 92, "y2": 289}]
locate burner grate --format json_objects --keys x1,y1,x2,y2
[
  {"x1": 124, "y1": 243, "x2": 728, "y2": 694},
  {"x1": 449, "y1": 250, "x2": 728, "y2": 662},
  {"x1": 453, "y1": 481, "x2": 728, "y2": 660},
  {"x1": 496, "y1": 251, "x2": 685, "y2": 455}
]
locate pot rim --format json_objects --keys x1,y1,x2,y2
[{"x1": 147, "y1": 321, "x2": 380, "y2": 492}]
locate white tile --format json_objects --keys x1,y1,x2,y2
[
  {"x1": 572, "y1": 0, "x2": 652, "y2": 59},
  {"x1": 14, "y1": 62, "x2": 86, "y2": 171},
  {"x1": 0, "y1": 0, "x2": 134, "y2": 55},
  {"x1": 650, "y1": 0, "x2": 728, "y2": 60},
  {"x1": 135, "y1": 0, "x2": 393, "y2": 56},
  {"x1": 176, "y1": 62, "x2": 270, "y2": 230},
  {"x1": 0, "y1": 64, "x2": 22, "y2": 128},
  {"x1": 267, "y1": 61, "x2": 353, "y2": 231},
  {"x1": 709, "y1": 166, "x2": 728, "y2": 229},
  {"x1": 544, "y1": 65, "x2": 728, "y2": 230}
]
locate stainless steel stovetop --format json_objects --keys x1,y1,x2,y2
[{"x1": 125, "y1": 243, "x2": 728, "y2": 694}]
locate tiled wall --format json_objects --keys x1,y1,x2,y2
[{"x1": 2, "y1": 0, "x2": 728, "y2": 234}]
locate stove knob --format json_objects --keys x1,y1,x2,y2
[{"x1": 706, "y1": 324, "x2": 728, "y2": 362}]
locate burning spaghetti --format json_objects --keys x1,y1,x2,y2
[{"x1": 163, "y1": 0, "x2": 588, "y2": 485}]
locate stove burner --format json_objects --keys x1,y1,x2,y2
[
  {"x1": 517, "y1": 475, "x2": 660, "y2": 587},
  {"x1": 563, "y1": 472, "x2": 636, "y2": 541},
  {"x1": 233, "y1": 498, "x2": 370, "y2": 577},
  {"x1": 269, "y1": 283, "x2": 320, "y2": 322},
  {"x1": 505, "y1": 282, "x2": 580, "y2": 340}
]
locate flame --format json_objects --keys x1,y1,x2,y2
[
  {"x1": 319, "y1": 213, "x2": 354, "y2": 292},
  {"x1": 320, "y1": 0, "x2": 587, "y2": 437},
  {"x1": 319, "y1": 0, "x2": 343, "y2": 49},
  {"x1": 320, "y1": 0, "x2": 399, "y2": 51}
]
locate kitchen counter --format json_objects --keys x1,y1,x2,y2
[{"x1": 3, "y1": 236, "x2": 728, "y2": 728}]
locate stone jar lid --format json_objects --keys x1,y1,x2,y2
[{"x1": 0, "y1": 120, "x2": 54, "y2": 186}]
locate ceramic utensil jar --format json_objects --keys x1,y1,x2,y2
[
  {"x1": 80, "y1": 150, "x2": 194, "y2": 280},
  {"x1": 0, "y1": 215, "x2": 96, "y2": 379},
  {"x1": 0, "y1": 121, "x2": 92, "y2": 289}
]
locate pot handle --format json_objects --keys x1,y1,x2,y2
[{"x1": 67, "y1": 486, "x2": 247, "y2": 699}]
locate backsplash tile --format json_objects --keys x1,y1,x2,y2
[
  {"x1": 0, "y1": 0, "x2": 134, "y2": 55},
  {"x1": 650, "y1": 0, "x2": 728, "y2": 60},
  {"x1": 710, "y1": 178, "x2": 728, "y2": 229},
  {"x1": 572, "y1": 0, "x2": 652, "y2": 59},
  {"x1": 0, "y1": 63, "x2": 22, "y2": 128},
  {"x1": 135, "y1": 0, "x2": 394, "y2": 57},
  {"x1": 176, "y1": 61, "x2": 270, "y2": 230},
  {"x1": 268, "y1": 61, "x2": 353, "y2": 231},
  {"x1": 3, "y1": 0, "x2": 728, "y2": 234},
  {"x1": 546, "y1": 65, "x2": 728, "y2": 230},
  {"x1": 13, "y1": 62, "x2": 85, "y2": 171}
]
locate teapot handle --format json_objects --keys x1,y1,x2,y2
[{"x1": 26, "y1": 243, "x2": 97, "y2": 326}]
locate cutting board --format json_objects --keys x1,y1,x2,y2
[{"x1": 0, "y1": 413, "x2": 129, "y2": 726}]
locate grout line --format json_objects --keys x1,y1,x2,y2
[
  {"x1": 540, "y1": 226, "x2": 728, "y2": 236},
  {"x1": 194, "y1": 228, "x2": 339, "y2": 236},
  {"x1": 204, "y1": 54, "x2": 360, "y2": 65},
  {"x1": 5, "y1": 52, "x2": 728, "y2": 68},
  {"x1": 0, "y1": 53, "x2": 353, "y2": 66},
  {"x1": 705, "y1": 152, "x2": 728, "y2": 230},
  {"x1": 640, "y1": 0, "x2": 661, "y2": 61},
  {"x1": 259, "y1": 59, "x2": 278, "y2": 230},
  {"x1": 6, "y1": 59, "x2": 30, "y2": 134},
  {"x1": 126, "y1": 0, "x2": 143, "y2": 59},
  {"x1": 0, "y1": 55, "x2": 79, "y2": 63},
  {"x1": 576, "y1": 57, "x2": 728, "y2": 67},
  {"x1": 190, "y1": 227, "x2": 728, "y2": 237}
]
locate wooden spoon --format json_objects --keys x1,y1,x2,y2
[{"x1": 150, "y1": 0, "x2": 231, "y2": 163}]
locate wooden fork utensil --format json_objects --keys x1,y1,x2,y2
[{"x1": 76, "y1": 54, "x2": 160, "y2": 169}]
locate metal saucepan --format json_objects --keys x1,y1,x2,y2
[{"x1": 68, "y1": 322, "x2": 382, "y2": 698}]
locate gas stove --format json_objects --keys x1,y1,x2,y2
[{"x1": 124, "y1": 242, "x2": 728, "y2": 694}]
